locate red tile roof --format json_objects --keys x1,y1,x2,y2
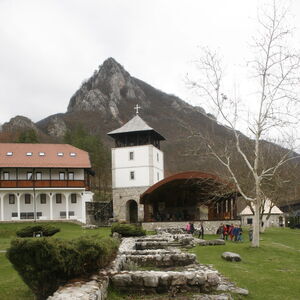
[{"x1": 0, "y1": 144, "x2": 91, "y2": 168}]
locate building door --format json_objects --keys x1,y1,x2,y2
[{"x1": 127, "y1": 200, "x2": 138, "y2": 223}]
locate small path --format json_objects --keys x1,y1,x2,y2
[
  {"x1": 0, "y1": 250, "x2": 7, "y2": 253},
  {"x1": 272, "y1": 242, "x2": 300, "y2": 252}
]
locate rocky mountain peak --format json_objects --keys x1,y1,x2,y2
[
  {"x1": 2, "y1": 115, "x2": 38, "y2": 132},
  {"x1": 67, "y1": 58, "x2": 146, "y2": 121}
]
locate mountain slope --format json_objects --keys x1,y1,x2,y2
[{"x1": 1, "y1": 57, "x2": 299, "y2": 204}]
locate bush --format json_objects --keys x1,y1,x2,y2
[
  {"x1": 6, "y1": 236, "x2": 119, "y2": 299},
  {"x1": 111, "y1": 223, "x2": 146, "y2": 237},
  {"x1": 16, "y1": 224, "x2": 60, "y2": 237}
]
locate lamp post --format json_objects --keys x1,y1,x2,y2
[{"x1": 33, "y1": 168, "x2": 36, "y2": 222}]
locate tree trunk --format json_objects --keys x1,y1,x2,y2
[{"x1": 252, "y1": 198, "x2": 261, "y2": 247}]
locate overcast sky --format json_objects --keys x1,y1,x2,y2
[{"x1": 0, "y1": 0, "x2": 300, "y2": 128}]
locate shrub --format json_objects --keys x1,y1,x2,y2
[
  {"x1": 16, "y1": 224, "x2": 60, "y2": 237},
  {"x1": 6, "y1": 236, "x2": 119, "y2": 299},
  {"x1": 111, "y1": 223, "x2": 146, "y2": 237}
]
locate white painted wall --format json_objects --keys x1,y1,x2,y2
[
  {"x1": 112, "y1": 145, "x2": 164, "y2": 188},
  {"x1": 241, "y1": 214, "x2": 285, "y2": 227},
  {"x1": 0, "y1": 189, "x2": 93, "y2": 223}
]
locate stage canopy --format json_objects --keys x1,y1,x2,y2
[{"x1": 140, "y1": 171, "x2": 238, "y2": 222}]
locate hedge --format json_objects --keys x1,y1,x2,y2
[
  {"x1": 6, "y1": 236, "x2": 119, "y2": 299},
  {"x1": 16, "y1": 224, "x2": 60, "y2": 237},
  {"x1": 111, "y1": 223, "x2": 146, "y2": 237}
]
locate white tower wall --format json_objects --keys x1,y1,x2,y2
[
  {"x1": 112, "y1": 145, "x2": 164, "y2": 188},
  {"x1": 111, "y1": 144, "x2": 164, "y2": 222}
]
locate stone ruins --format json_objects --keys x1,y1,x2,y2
[{"x1": 48, "y1": 230, "x2": 249, "y2": 299}]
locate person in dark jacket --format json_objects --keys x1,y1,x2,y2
[{"x1": 198, "y1": 221, "x2": 204, "y2": 239}]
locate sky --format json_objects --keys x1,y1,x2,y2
[{"x1": 0, "y1": 0, "x2": 300, "y2": 131}]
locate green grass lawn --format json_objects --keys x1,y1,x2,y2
[
  {"x1": 0, "y1": 222, "x2": 111, "y2": 300},
  {"x1": 1, "y1": 224, "x2": 300, "y2": 300},
  {"x1": 190, "y1": 227, "x2": 300, "y2": 300}
]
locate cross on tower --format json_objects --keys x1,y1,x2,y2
[{"x1": 134, "y1": 104, "x2": 141, "y2": 115}]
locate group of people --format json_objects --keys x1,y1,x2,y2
[
  {"x1": 217, "y1": 223, "x2": 243, "y2": 242},
  {"x1": 186, "y1": 221, "x2": 204, "y2": 239},
  {"x1": 185, "y1": 222, "x2": 253, "y2": 242}
]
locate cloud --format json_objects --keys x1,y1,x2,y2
[{"x1": 0, "y1": 0, "x2": 299, "y2": 128}]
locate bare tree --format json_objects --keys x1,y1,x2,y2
[{"x1": 188, "y1": 1, "x2": 300, "y2": 247}]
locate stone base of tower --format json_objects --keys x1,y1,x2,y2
[{"x1": 112, "y1": 186, "x2": 149, "y2": 223}]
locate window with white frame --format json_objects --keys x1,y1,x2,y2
[
  {"x1": 56, "y1": 194, "x2": 62, "y2": 204},
  {"x1": 68, "y1": 172, "x2": 74, "y2": 180},
  {"x1": 9, "y1": 194, "x2": 15, "y2": 204},
  {"x1": 25, "y1": 194, "x2": 31, "y2": 204},
  {"x1": 129, "y1": 151, "x2": 134, "y2": 160},
  {"x1": 130, "y1": 171, "x2": 135, "y2": 180},
  {"x1": 3, "y1": 172, "x2": 9, "y2": 180},
  {"x1": 59, "y1": 172, "x2": 65, "y2": 180},
  {"x1": 40, "y1": 194, "x2": 46, "y2": 204},
  {"x1": 36, "y1": 172, "x2": 42, "y2": 180},
  {"x1": 27, "y1": 172, "x2": 33, "y2": 180},
  {"x1": 71, "y1": 194, "x2": 77, "y2": 203},
  {"x1": 247, "y1": 218, "x2": 253, "y2": 225}
]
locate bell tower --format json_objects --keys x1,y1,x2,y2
[{"x1": 107, "y1": 106, "x2": 165, "y2": 223}]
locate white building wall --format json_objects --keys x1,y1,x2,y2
[
  {"x1": 112, "y1": 145, "x2": 164, "y2": 188},
  {"x1": 241, "y1": 214, "x2": 285, "y2": 227},
  {"x1": 3, "y1": 193, "x2": 17, "y2": 220},
  {"x1": 36, "y1": 193, "x2": 51, "y2": 219},
  {"x1": 0, "y1": 189, "x2": 93, "y2": 223}
]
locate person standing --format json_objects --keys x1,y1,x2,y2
[
  {"x1": 217, "y1": 223, "x2": 224, "y2": 239},
  {"x1": 228, "y1": 224, "x2": 235, "y2": 241},
  {"x1": 248, "y1": 225, "x2": 253, "y2": 242},
  {"x1": 237, "y1": 225, "x2": 243, "y2": 242},
  {"x1": 223, "y1": 224, "x2": 228, "y2": 240},
  {"x1": 190, "y1": 222, "x2": 195, "y2": 235},
  {"x1": 198, "y1": 221, "x2": 204, "y2": 239},
  {"x1": 186, "y1": 222, "x2": 191, "y2": 234}
]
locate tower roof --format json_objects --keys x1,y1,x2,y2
[{"x1": 108, "y1": 115, "x2": 165, "y2": 140}]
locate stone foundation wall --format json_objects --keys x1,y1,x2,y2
[
  {"x1": 142, "y1": 220, "x2": 241, "y2": 234},
  {"x1": 48, "y1": 276, "x2": 109, "y2": 300},
  {"x1": 112, "y1": 186, "x2": 148, "y2": 222},
  {"x1": 86, "y1": 201, "x2": 112, "y2": 226}
]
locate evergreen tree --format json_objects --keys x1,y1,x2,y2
[
  {"x1": 64, "y1": 125, "x2": 111, "y2": 201},
  {"x1": 17, "y1": 129, "x2": 39, "y2": 143}
]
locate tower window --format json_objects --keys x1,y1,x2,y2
[
  {"x1": 129, "y1": 151, "x2": 134, "y2": 160},
  {"x1": 157, "y1": 153, "x2": 159, "y2": 162},
  {"x1": 157, "y1": 172, "x2": 159, "y2": 181},
  {"x1": 25, "y1": 194, "x2": 31, "y2": 204},
  {"x1": 130, "y1": 171, "x2": 135, "y2": 180}
]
